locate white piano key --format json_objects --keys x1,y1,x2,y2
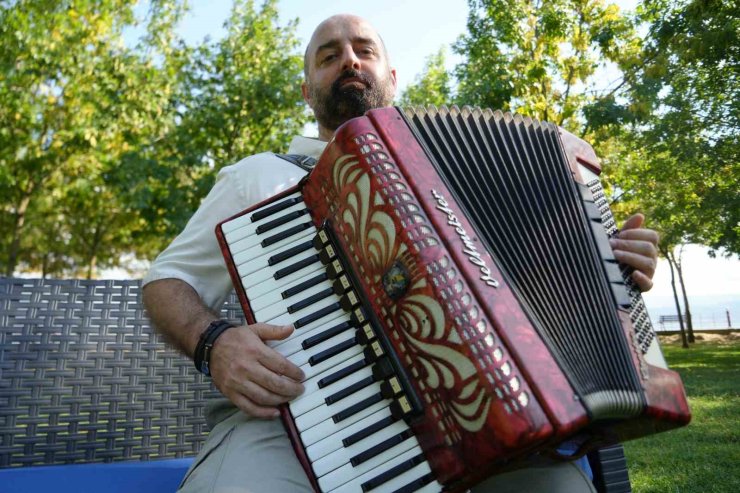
[
  {"x1": 237, "y1": 235, "x2": 315, "y2": 278},
  {"x1": 227, "y1": 214, "x2": 313, "y2": 254},
  {"x1": 272, "y1": 315, "x2": 353, "y2": 359},
  {"x1": 312, "y1": 419, "x2": 410, "y2": 478},
  {"x1": 253, "y1": 281, "x2": 333, "y2": 322},
  {"x1": 291, "y1": 365, "x2": 374, "y2": 418},
  {"x1": 317, "y1": 432, "x2": 419, "y2": 492},
  {"x1": 266, "y1": 292, "x2": 342, "y2": 326},
  {"x1": 295, "y1": 383, "x2": 381, "y2": 432},
  {"x1": 300, "y1": 398, "x2": 388, "y2": 448},
  {"x1": 237, "y1": 250, "x2": 319, "y2": 290},
  {"x1": 220, "y1": 192, "x2": 303, "y2": 234},
  {"x1": 299, "y1": 342, "x2": 364, "y2": 382},
  {"x1": 304, "y1": 394, "x2": 391, "y2": 462},
  {"x1": 287, "y1": 329, "x2": 356, "y2": 369},
  {"x1": 229, "y1": 226, "x2": 316, "y2": 266},
  {"x1": 249, "y1": 270, "x2": 327, "y2": 312},
  {"x1": 305, "y1": 399, "x2": 391, "y2": 462},
  {"x1": 243, "y1": 259, "x2": 323, "y2": 299},
  {"x1": 328, "y1": 445, "x2": 435, "y2": 493},
  {"x1": 224, "y1": 201, "x2": 308, "y2": 244},
  {"x1": 411, "y1": 479, "x2": 445, "y2": 493}
]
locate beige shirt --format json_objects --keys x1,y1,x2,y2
[{"x1": 143, "y1": 136, "x2": 327, "y2": 310}]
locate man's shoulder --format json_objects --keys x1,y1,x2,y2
[{"x1": 219, "y1": 152, "x2": 285, "y2": 175}]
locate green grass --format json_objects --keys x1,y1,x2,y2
[{"x1": 623, "y1": 339, "x2": 740, "y2": 493}]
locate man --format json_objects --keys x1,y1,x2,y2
[{"x1": 143, "y1": 14, "x2": 659, "y2": 493}]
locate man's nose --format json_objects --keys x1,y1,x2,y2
[{"x1": 340, "y1": 47, "x2": 361, "y2": 71}]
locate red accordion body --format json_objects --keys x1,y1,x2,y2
[{"x1": 216, "y1": 107, "x2": 690, "y2": 492}]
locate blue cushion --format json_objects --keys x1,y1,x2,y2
[{"x1": 0, "y1": 458, "x2": 193, "y2": 493}]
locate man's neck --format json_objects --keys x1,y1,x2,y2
[{"x1": 318, "y1": 124, "x2": 333, "y2": 142}]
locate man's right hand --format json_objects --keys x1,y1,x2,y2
[{"x1": 209, "y1": 323, "x2": 305, "y2": 419}]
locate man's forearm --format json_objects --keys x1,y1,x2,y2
[{"x1": 142, "y1": 278, "x2": 219, "y2": 360}]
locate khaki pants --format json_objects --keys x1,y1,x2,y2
[{"x1": 178, "y1": 400, "x2": 596, "y2": 493}]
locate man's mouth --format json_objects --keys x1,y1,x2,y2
[{"x1": 340, "y1": 78, "x2": 365, "y2": 88}]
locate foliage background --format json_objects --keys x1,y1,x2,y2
[{"x1": 1, "y1": 0, "x2": 737, "y2": 282}]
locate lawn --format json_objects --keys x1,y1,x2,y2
[{"x1": 623, "y1": 338, "x2": 740, "y2": 493}]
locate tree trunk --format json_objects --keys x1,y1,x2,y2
[
  {"x1": 665, "y1": 249, "x2": 689, "y2": 348},
  {"x1": 86, "y1": 255, "x2": 97, "y2": 280},
  {"x1": 6, "y1": 194, "x2": 32, "y2": 277},
  {"x1": 674, "y1": 246, "x2": 695, "y2": 343}
]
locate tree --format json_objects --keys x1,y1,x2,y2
[
  {"x1": 399, "y1": 47, "x2": 452, "y2": 107},
  {"x1": 0, "y1": 0, "x2": 185, "y2": 276},
  {"x1": 453, "y1": 0, "x2": 641, "y2": 132},
  {"x1": 144, "y1": 0, "x2": 310, "y2": 241},
  {"x1": 0, "y1": 0, "x2": 309, "y2": 277},
  {"x1": 620, "y1": 0, "x2": 740, "y2": 256}
]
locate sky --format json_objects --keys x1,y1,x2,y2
[{"x1": 124, "y1": 0, "x2": 739, "y2": 327}]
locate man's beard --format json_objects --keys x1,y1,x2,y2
[{"x1": 309, "y1": 69, "x2": 395, "y2": 131}]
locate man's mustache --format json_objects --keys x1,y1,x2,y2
[{"x1": 332, "y1": 70, "x2": 373, "y2": 92}]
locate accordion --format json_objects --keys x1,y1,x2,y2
[{"x1": 216, "y1": 106, "x2": 691, "y2": 493}]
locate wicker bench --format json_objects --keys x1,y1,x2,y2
[{"x1": 0, "y1": 277, "x2": 631, "y2": 492}]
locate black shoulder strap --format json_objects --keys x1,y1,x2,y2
[{"x1": 274, "y1": 153, "x2": 317, "y2": 172}]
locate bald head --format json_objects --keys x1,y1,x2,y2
[
  {"x1": 303, "y1": 14, "x2": 389, "y2": 79},
  {"x1": 301, "y1": 14, "x2": 397, "y2": 140}
]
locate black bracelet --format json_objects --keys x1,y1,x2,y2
[{"x1": 194, "y1": 320, "x2": 237, "y2": 377}]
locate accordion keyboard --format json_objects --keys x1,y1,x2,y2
[{"x1": 220, "y1": 192, "x2": 443, "y2": 493}]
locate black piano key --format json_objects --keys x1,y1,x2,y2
[
  {"x1": 274, "y1": 254, "x2": 320, "y2": 280},
  {"x1": 355, "y1": 323, "x2": 376, "y2": 346},
  {"x1": 361, "y1": 453, "x2": 426, "y2": 492},
  {"x1": 372, "y1": 357, "x2": 395, "y2": 381},
  {"x1": 303, "y1": 321, "x2": 353, "y2": 350},
  {"x1": 281, "y1": 273, "x2": 327, "y2": 299},
  {"x1": 381, "y1": 377, "x2": 403, "y2": 399},
  {"x1": 392, "y1": 472, "x2": 435, "y2": 493},
  {"x1": 287, "y1": 287, "x2": 334, "y2": 314},
  {"x1": 332, "y1": 274, "x2": 352, "y2": 295},
  {"x1": 325, "y1": 375, "x2": 375, "y2": 405},
  {"x1": 318, "y1": 359, "x2": 367, "y2": 388},
  {"x1": 250, "y1": 196, "x2": 304, "y2": 222},
  {"x1": 261, "y1": 222, "x2": 313, "y2": 247},
  {"x1": 319, "y1": 244, "x2": 337, "y2": 264},
  {"x1": 350, "y1": 429, "x2": 414, "y2": 467},
  {"x1": 312, "y1": 229, "x2": 330, "y2": 250},
  {"x1": 294, "y1": 302, "x2": 341, "y2": 329},
  {"x1": 332, "y1": 392, "x2": 384, "y2": 423},
  {"x1": 268, "y1": 240, "x2": 313, "y2": 266},
  {"x1": 255, "y1": 209, "x2": 309, "y2": 235},
  {"x1": 390, "y1": 395, "x2": 413, "y2": 421},
  {"x1": 343, "y1": 415, "x2": 396, "y2": 447},
  {"x1": 339, "y1": 290, "x2": 360, "y2": 311},
  {"x1": 308, "y1": 337, "x2": 357, "y2": 366},
  {"x1": 363, "y1": 340, "x2": 385, "y2": 363}
]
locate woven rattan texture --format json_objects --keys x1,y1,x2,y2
[{"x1": 0, "y1": 278, "x2": 243, "y2": 468}]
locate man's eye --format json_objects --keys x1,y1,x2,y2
[{"x1": 322, "y1": 54, "x2": 336, "y2": 63}]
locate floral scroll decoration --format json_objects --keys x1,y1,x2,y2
[{"x1": 321, "y1": 133, "x2": 528, "y2": 444}]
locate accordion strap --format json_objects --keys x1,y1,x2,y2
[{"x1": 274, "y1": 153, "x2": 317, "y2": 172}]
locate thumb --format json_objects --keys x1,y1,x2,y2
[
  {"x1": 620, "y1": 213, "x2": 645, "y2": 232},
  {"x1": 251, "y1": 323, "x2": 294, "y2": 341}
]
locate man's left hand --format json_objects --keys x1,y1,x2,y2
[{"x1": 609, "y1": 213, "x2": 659, "y2": 292}]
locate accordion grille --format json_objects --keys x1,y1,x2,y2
[{"x1": 403, "y1": 106, "x2": 644, "y2": 419}]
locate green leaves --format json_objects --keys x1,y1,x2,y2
[
  {"x1": 399, "y1": 48, "x2": 452, "y2": 107},
  {"x1": 0, "y1": 0, "x2": 308, "y2": 277}
]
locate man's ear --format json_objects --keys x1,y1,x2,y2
[
  {"x1": 301, "y1": 81, "x2": 312, "y2": 107},
  {"x1": 390, "y1": 67, "x2": 398, "y2": 94}
]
